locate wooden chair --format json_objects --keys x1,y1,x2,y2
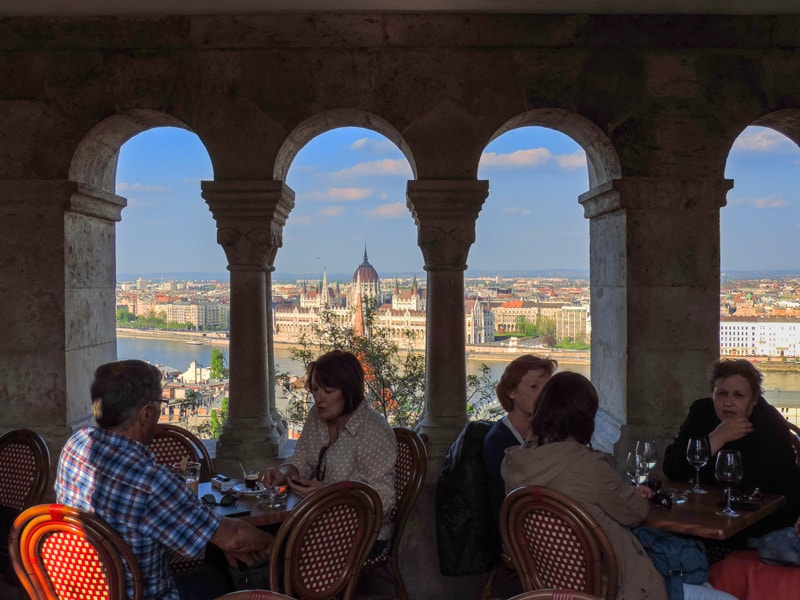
[
  {"x1": 149, "y1": 424, "x2": 215, "y2": 576},
  {"x1": 270, "y1": 480, "x2": 382, "y2": 600},
  {"x1": 0, "y1": 428, "x2": 51, "y2": 585},
  {"x1": 507, "y1": 590, "x2": 603, "y2": 600},
  {"x1": 150, "y1": 423, "x2": 214, "y2": 483},
  {"x1": 214, "y1": 591, "x2": 297, "y2": 599},
  {"x1": 362, "y1": 426, "x2": 427, "y2": 600},
  {"x1": 785, "y1": 420, "x2": 800, "y2": 467},
  {"x1": 0, "y1": 428, "x2": 51, "y2": 511},
  {"x1": 8, "y1": 503, "x2": 143, "y2": 600},
  {"x1": 500, "y1": 486, "x2": 618, "y2": 600}
]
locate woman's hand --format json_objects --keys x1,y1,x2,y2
[
  {"x1": 635, "y1": 485, "x2": 654, "y2": 499},
  {"x1": 263, "y1": 467, "x2": 288, "y2": 487},
  {"x1": 709, "y1": 417, "x2": 754, "y2": 453},
  {"x1": 287, "y1": 476, "x2": 324, "y2": 497}
]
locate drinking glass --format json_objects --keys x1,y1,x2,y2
[
  {"x1": 624, "y1": 451, "x2": 643, "y2": 485},
  {"x1": 635, "y1": 440, "x2": 657, "y2": 485},
  {"x1": 686, "y1": 437, "x2": 710, "y2": 494},
  {"x1": 715, "y1": 449, "x2": 743, "y2": 517}
]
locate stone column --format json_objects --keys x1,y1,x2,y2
[
  {"x1": 202, "y1": 180, "x2": 295, "y2": 474},
  {"x1": 580, "y1": 177, "x2": 731, "y2": 461},
  {"x1": 406, "y1": 180, "x2": 488, "y2": 464}
]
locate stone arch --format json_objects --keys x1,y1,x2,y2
[
  {"x1": 487, "y1": 108, "x2": 621, "y2": 189},
  {"x1": 69, "y1": 109, "x2": 195, "y2": 194},
  {"x1": 273, "y1": 109, "x2": 417, "y2": 182},
  {"x1": 64, "y1": 110, "x2": 208, "y2": 432}
]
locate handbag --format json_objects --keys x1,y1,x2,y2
[
  {"x1": 756, "y1": 526, "x2": 800, "y2": 566},
  {"x1": 633, "y1": 526, "x2": 709, "y2": 600}
]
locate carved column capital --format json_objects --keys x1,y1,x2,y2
[
  {"x1": 406, "y1": 180, "x2": 488, "y2": 272},
  {"x1": 579, "y1": 177, "x2": 733, "y2": 219},
  {"x1": 201, "y1": 180, "x2": 295, "y2": 270}
]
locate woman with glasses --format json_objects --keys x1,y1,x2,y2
[{"x1": 263, "y1": 350, "x2": 396, "y2": 552}]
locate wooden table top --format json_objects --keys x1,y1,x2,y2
[
  {"x1": 198, "y1": 481, "x2": 302, "y2": 528},
  {"x1": 642, "y1": 481, "x2": 786, "y2": 540}
]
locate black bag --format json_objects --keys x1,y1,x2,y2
[
  {"x1": 435, "y1": 420, "x2": 499, "y2": 575},
  {"x1": 633, "y1": 526, "x2": 709, "y2": 600}
]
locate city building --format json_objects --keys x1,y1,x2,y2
[{"x1": 720, "y1": 317, "x2": 800, "y2": 359}]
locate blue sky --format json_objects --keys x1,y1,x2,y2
[{"x1": 115, "y1": 125, "x2": 799, "y2": 280}]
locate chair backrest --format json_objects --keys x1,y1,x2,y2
[
  {"x1": 150, "y1": 423, "x2": 214, "y2": 482},
  {"x1": 500, "y1": 485, "x2": 618, "y2": 599},
  {"x1": 9, "y1": 503, "x2": 143, "y2": 600},
  {"x1": 0, "y1": 429, "x2": 50, "y2": 511},
  {"x1": 214, "y1": 591, "x2": 297, "y2": 599},
  {"x1": 270, "y1": 480, "x2": 382, "y2": 600},
  {"x1": 786, "y1": 420, "x2": 800, "y2": 467},
  {"x1": 386, "y1": 426, "x2": 427, "y2": 556},
  {"x1": 508, "y1": 590, "x2": 604, "y2": 600}
]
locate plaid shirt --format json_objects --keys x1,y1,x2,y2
[{"x1": 55, "y1": 427, "x2": 221, "y2": 600}]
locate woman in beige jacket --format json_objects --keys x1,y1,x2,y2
[{"x1": 501, "y1": 371, "x2": 666, "y2": 600}]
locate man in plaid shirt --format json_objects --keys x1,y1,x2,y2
[{"x1": 56, "y1": 359, "x2": 273, "y2": 600}]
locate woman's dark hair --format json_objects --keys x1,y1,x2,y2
[
  {"x1": 91, "y1": 359, "x2": 163, "y2": 428},
  {"x1": 495, "y1": 354, "x2": 558, "y2": 411},
  {"x1": 709, "y1": 359, "x2": 763, "y2": 399},
  {"x1": 305, "y1": 350, "x2": 365, "y2": 415},
  {"x1": 530, "y1": 371, "x2": 598, "y2": 446}
]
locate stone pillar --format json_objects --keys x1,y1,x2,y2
[
  {"x1": 580, "y1": 177, "x2": 731, "y2": 461},
  {"x1": 406, "y1": 180, "x2": 488, "y2": 463},
  {"x1": 202, "y1": 180, "x2": 295, "y2": 474}
]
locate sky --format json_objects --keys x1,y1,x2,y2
[{"x1": 115, "y1": 125, "x2": 800, "y2": 281}]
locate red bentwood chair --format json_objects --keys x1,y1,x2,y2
[
  {"x1": 362, "y1": 426, "x2": 427, "y2": 600},
  {"x1": 150, "y1": 423, "x2": 214, "y2": 483},
  {"x1": 0, "y1": 428, "x2": 51, "y2": 511},
  {"x1": 508, "y1": 590, "x2": 603, "y2": 600},
  {"x1": 270, "y1": 480, "x2": 382, "y2": 600},
  {"x1": 500, "y1": 486, "x2": 618, "y2": 599},
  {"x1": 9, "y1": 503, "x2": 143, "y2": 600},
  {"x1": 214, "y1": 591, "x2": 298, "y2": 599}
]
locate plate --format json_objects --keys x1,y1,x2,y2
[{"x1": 233, "y1": 482, "x2": 266, "y2": 496}]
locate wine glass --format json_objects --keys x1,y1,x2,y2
[
  {"x1": 686, "y1": 437, "x2": 710, "y2": 494},
  {"x1": 715, "y1": 449, "x2": 743, "y2": 517},
  {"x1": 635, "y1": 440, "x2": 657, "y2": 485},
  {"x1": 624, "y1": 451, "x2": 643, "y2": 485}
]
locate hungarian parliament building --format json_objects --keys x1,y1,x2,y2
[{"x1": 272, "y1": 249, "x2": 495, "y2": 349}]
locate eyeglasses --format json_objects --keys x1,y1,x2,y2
[
  {"x1": 314, "y1": 445, "x2": 330, "y2": 482},
  {"x1": 201, "y1": 493, "x2": 237, "y2": 507}
]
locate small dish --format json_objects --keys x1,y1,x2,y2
[{"x1": 233, "y1": 482, "x2": 266, "y2": 496}]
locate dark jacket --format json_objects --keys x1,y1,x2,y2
[
  {"x1": 663, "y1": 396, "x2": 800, "y2": 536},
  {"x1": 435, "y1": 420, "x2": 500, "y2": 575}
]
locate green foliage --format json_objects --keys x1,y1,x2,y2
[
  {"x1": 554, "y1": 340, "x2": 591, "y2": 350},
  {"x1": 115, "y1": 309, "x2": 193, "y2": 331},
  {"x1": 466, "y1": 362, "x2": 502, "y2": 421},
  {"x1": 208, "y1": 397, "x2": 229, "y2": 439},
  {"x1": 282, "y1": 300, "x2": 425, "y2": 430},
  {"x1": 210, "y1": 348, "x2": 229, "y2": 379}
]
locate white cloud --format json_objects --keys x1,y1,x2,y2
[
  {"x1": 320, "y1": 206, "x2": 346, "y2": 217},
  {"x1": 481, "y1": 148, "x2": 552, "y2": 168},
  {"x1": 556, "y1": 150, "x2": 587, "y2": 169},
  {"x1": 732, "y1": 128, "x2": 794, "y2": 152},
  {"x1": 302, "y1": 187, "x2": 372, "y2": 202},
  {"x1": 752, "y1": 195, "x2": 788, "y2": 208},
  {"x1": 116, "y1": 182, "x2": 170, "y2": 193},
  {"x1": 501, "y1": 206, "x2": 531, "y2": 216},
  {"x1": 365, "y1": 202, "x2": 407, "y2": 219},
  {"x1": 331, "y1": 159, "x2": 411, "y2": 178},
  {"x1": 289, "y1": 215, "x2": 313, "y2": 226},
  {"x1": 350, "y1": 137, "x2": 368, "y2": 150}
]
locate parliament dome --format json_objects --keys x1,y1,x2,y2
[{"x1": 352, "y1": 247, "x2": 380, "y2": 283}]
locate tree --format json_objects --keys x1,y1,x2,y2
[
  {"x1": 210, "y1": 347, "x2": 229, "y2": 379},
  {"x1": 284, "y1": 300, "x2": 425, "y2": 430},
  {"x1": 466, "y1": 362, "x2": 501, "y2": 420},
  {"x1": 208, "y1": 397, "x2": 229, "y2": 439}
]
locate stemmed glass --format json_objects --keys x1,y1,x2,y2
[
  {"x1": 635, "y1": 440, "x2": 657, "y2": 485},
  {"x1": 686, "y1": 437, "x2": 710, "y2": 494},
  {"x1": 624, "y1": 451, "x2": 644, "y2": 485},
  {"x1": 715, "y1": 449, "x2": 744, "y2": 517}
]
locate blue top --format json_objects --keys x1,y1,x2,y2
[
  {"x1": 56, "y1": 427, "x2": 221, "y2": 600},
  {"x1": 483, "y1": 416, "x2": 525, "y2": 490}
]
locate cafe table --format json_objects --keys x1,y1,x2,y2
[
  {"x1": 642, "y1": 481, "x2": 786, "y2": 540},
  {"x1": 198, "y1": 481, "x2": 301, "y2": 528}
]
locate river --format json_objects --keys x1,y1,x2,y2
[{"x1": 116, "y1": 336, "x2": 800, "y2": 405}]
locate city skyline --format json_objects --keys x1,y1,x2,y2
[{"x1": 115, "y1": 125, "x2": 800, "y2": 279}]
